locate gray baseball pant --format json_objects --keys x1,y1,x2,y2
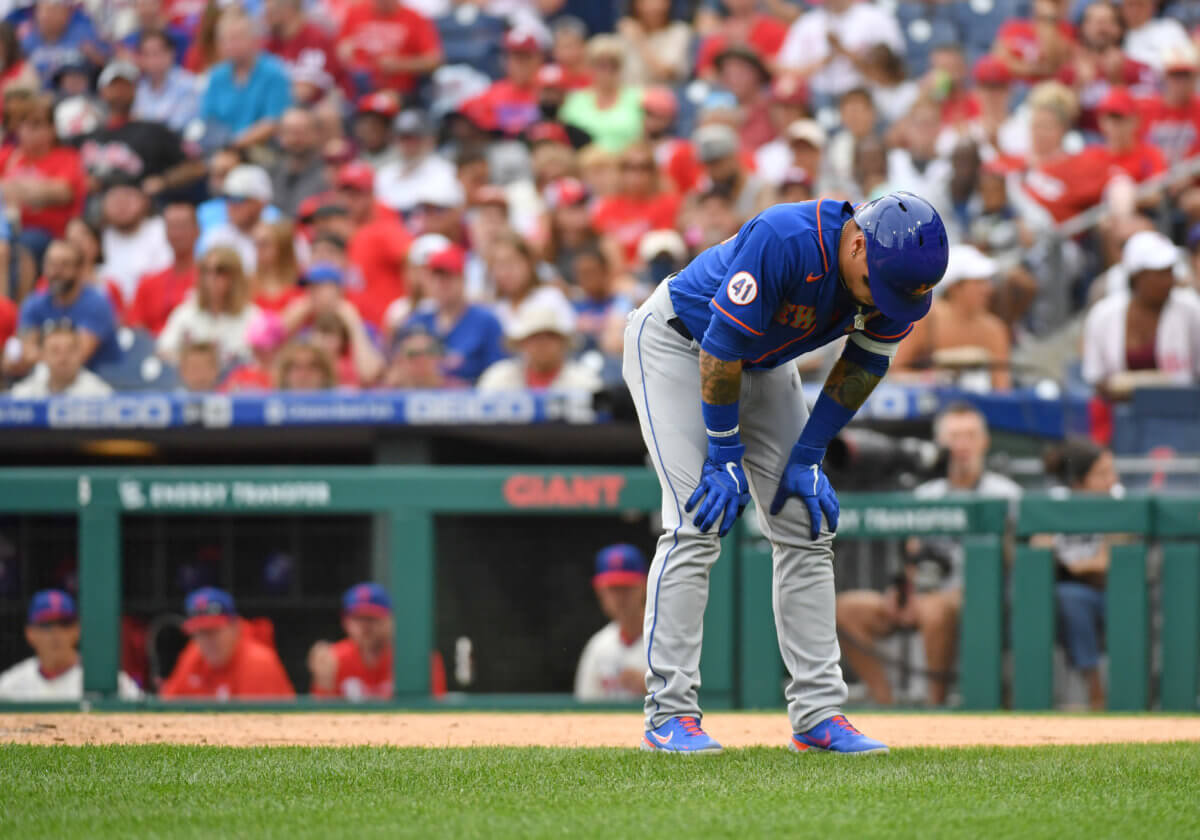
[{"x1": 623, "y1": 281, "x2": 847, "y2": 734}]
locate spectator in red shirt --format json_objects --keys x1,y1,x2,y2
[
  {"x1": 339, "y1": 161, "x2": 411, "y2": 327},
  {"x1": 461, "y1": 28, "x2": 544, "y2": 139},
  {"x1": 127, "y1": 202, "x2": 198, "y2": 335},
  {"x1": 0, "y1": 95, "x2": 86, "y2": 266},
  {"x1": 993, "y1": 0, "x2": 1075, "y2": 82},
  {"x1": 337, "y1": 0, "x2": 442, "y2": 97},
  {"x1": 642, "y1": 87, "x2": 703, "y2": 195},
  {"x1": 0, "y1": 290, "x2": 15, "y2": 348},
  {"x1": 1138, "y1": 46, "x2": 1200, "y2": 167},
  {"x1": 591, "y1": 141, "x2": 682, "y2": 266},
  {"x1": 250, "y1": 219, "x2": 303, "y2": 314},
  {"x1": 263, "y1": 0, "x2": 348, "y2": 97},
  {"x1": 308, "y1": 582, "x2": 446, "y2": 699},
  {"x1": 1093, "y1": 87, "x2": 1167, "y2": 185},
  {"x1": 550, "y1": 15, "x2": 592, "y2": 91},
  {"x1": 1062, "y1": 0, "x2": 1155, "y2": 134},
  {"x1": 715, "y1": 44, "x2": 775, "y2": 154},
  {"x1": 923, "y1": 44, "x2": 979, "y2": 127},
  {"x1": 160, "y1": 587, "x2": 295, "y2": 700},
  {"x1": 695, "y1": 0, "x2": 787, "y2": 81}
]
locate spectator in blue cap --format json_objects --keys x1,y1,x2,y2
[
  {"x1": 280, "y1": 262, "x2": 383, "y2": 387},
  {"x1": 0, "y1": 589, "x2": 140, "y2": 700},
  {"x1": 307, "y1": 582, "x2": 446, "y2": 699},
  {"x1": 574, "y1": 543, "x2": 649, "y2": 701}
]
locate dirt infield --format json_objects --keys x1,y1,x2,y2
[{"x1": 2, "y1": 712, "x2": 1199, "y2": 748}]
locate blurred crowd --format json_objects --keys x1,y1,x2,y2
[{"x1": 0, "y1": 0, "x2": 1196, "y2": 401}]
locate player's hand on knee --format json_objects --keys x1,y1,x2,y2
[
  {"x1": 769, "y1": 443, "x2": 840, "y2": 539},
  {"x1": 685, "y1": 442, "x2": 751, "y2": 537}
]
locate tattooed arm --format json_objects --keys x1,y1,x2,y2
[
  {"x1": 699, "y1": 349, "x2": 742, "y2": 406},
  {"x1": 820, "y1": 353, "x2": 885, "y2": 412}
]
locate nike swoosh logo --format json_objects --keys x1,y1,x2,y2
[
  {"x1": 813, "y1": 732, "x2": 832, "y2": 747},
  {"x1": 652, "y1": 731, "x2": 674, "y2": 744},
  {"x1": 725, "y1": 463, "x2": 742, "y2": 493},
  {"x1": 806, "y1": 273, "x2": 822, "y2": 283}
]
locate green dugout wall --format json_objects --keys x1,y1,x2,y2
[{"x1": 0, "y1": 467, "x2": 1196, "y2": 711}]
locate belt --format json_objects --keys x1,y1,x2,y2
[
  {"x1": 667, "y1": 317, "x2": 694, "y2": 342},
  {"x1": 659, "y1": 273, "x2": 694, "y2": 342}
]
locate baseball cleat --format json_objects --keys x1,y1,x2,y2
[
  {"x1": 790, "y1": 715, "x2": 889, "y2": 754},
  {"x1": 641, "y1": 716, "x2": 723, "y2": 754}
]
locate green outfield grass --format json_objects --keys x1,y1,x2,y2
[{"x1": 3, "y1": 743, "x2": 1199, "y2": 839}]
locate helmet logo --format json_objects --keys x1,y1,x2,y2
[
  {"x1": 909, "y1": 281, "x2": 939, "y2": 297},
  {"x1": 726, "y1": 271, "x2": 758, "y2": 305}
]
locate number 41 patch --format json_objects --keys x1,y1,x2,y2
[{"x1": 727, "y1": 271, "x2": 758, "y2": 305}]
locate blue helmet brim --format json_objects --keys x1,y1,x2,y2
[{"x1": 868, "y1": 270, "x2": 933, "y2": 323}]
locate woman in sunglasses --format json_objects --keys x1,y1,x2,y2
[{"x1": 157, "y1": 246, "x2": 260, "y2": 365}]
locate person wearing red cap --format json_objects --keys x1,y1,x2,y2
[
  {"x1": 404, "y1": 242, "x2": 507, "y2": 383},
  {"x1": 642, "y1": 87, "x2": 703, "y2": 195},
  {"x1": 337, "y1": 0, "x2": 442, "y2": 96},
  {"x1": 338, "y1": 161, "x2": 412, "y2": 327},
  {"x1": 992, "y1": 0, "x2": 1075, "y2": 83},
  {"x1": 574, "y1": 544, "x2": 649, "y2": 701},
  {"x1": 694, "y1": 0, "x2": 787, "y2": 82},
  {"x1": 458, "y1": 29, "x2": 544, "y2": 138},
  {"x1": 1136, "y1": 46, "x2": 1200, "y2": 167},
  {"x1": 1094, "y1": 87, "x2": 1167, "y2": 186},
  {"x1": 161, "y1": 587, "x2": 295, "y2": 700},
  {"x1": 352, "y1": 93, "x2": 401, "y2": 171}
]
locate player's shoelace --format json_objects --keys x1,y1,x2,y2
[
  {"x1": 830, "y1": 715, "x2": 862, "y2": 735},
  {"x1": 678, "y1": 717, "x2": 704, "y2": 737}
]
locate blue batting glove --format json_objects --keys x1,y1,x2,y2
[
  {"x1": 685, "y1": 442, "x2": 751, "y2": 537},
  {"x1": 769, "y1": 443, "x2": 840, "y2": 540}
]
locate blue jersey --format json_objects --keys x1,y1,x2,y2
[
  {"x1": 407, "y1": 304, "x2": 506, "y2": 384},
  {"x1": 669, "y1": 199, "x2": 914, "y2": 370}
]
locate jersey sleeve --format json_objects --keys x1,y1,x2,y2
[
  {"x1": 699, "y1": 220, "x2": 796, "y2": 361},
  {"x1": 847, "y1": 313, "x2": 914, "y2": 359}
]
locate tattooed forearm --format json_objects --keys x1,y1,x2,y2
[
  {"x1": 822, "y1": 356, "x2": 883, "y2": 411},
  {"x1": 699, "y1": 349, "x2": 742, "y2": 404}
]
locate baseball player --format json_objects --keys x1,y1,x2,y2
[
  {"x1": 623, "y1": 193, "x2": 948, "y2": 754},
  {"x1": 0, "y1": 589, "x2": 141, "y2": 700},
  {"x1": 574, "y1": 544, "x2": 649, "y2": 701}
]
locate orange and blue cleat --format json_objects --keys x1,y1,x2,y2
[
  {"x1": 790, "y1": 714, "x2": 889, "y2": 755},
  {"x1": 641, "y1": 716, "x2": 723, "y2": 754}
]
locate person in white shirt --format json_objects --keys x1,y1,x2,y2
[
  {"x1": 778, "y1": 0, "x2": 905, "y2": 100},
  {"x1": 886, "y1": 99, "x2": 958, "y2": 241},
  {"x1": 375, "y1": 110, "x2": 460, "y2": 214},
  {"x1": 574, "y1": 544, "x2": 649, "y2": 702},
  {"x1": 0, "y1": 589, "x2": 140, "y2": 700},
  {"x1": 1120, "y1": 0, "x2": 1192, "y2": 75},
  {"x1": 98, "y1": 181, "x2": 172, "y2": 306},
  {"x1": 836, "y1": 403, "x2": 1021, "y2": 705},
  {"x1": 1083, "y1": 229, "x2": 1200, "y2": 394},
  {"x1": 476, "y1": 304, "x2": 601, "y2": 393},
  {"x1": 197, "y1": 165, "x2": 273, "y2": 276},
  {"x1": 10, "y1": 321, "x2": 114, "y2": 398},
  {"x1": 157, "y1": 245, "x2": 261, "y2": 365}
]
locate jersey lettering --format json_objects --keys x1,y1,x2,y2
[{"x1": 774, "y1": 302, "x2": 815, "y2": 330}]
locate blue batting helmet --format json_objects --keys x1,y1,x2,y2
[{"x1": 853, "y1": 192, "x2": 949, "y2": 323}]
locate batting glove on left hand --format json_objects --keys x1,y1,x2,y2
[
  {"x1": 685, "y1": 442, "x2": 751, "y2": 537},
  {"x1": 770, "y1": 443, "x2": 839, "y2": 540}
]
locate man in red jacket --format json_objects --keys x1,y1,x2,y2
[
  {"x1": 460, "y1": 29, "x2": 544, "y2": 138},
  {"x1": 337, "y1": 0, "x2": 442, "y2": 96},
  {"x1": 1137, "y1": 47, "x2": 1200, "y2": 167}
]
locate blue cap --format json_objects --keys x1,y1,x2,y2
[
  {"x1": 342, "y1": 582, "x2": 392, "y2": 617},
  {"x1": 593, "y1": 544, "x2": 648, "y2": 587},
  {"x1": 27, "y1": 589, "x2": 77, "y2": 625},
  {"x1": 301, "y1": 263, "x2": 345, "y2": 286},
  {"x1": 182, "y1": 586, "x2": 237, "y2": 632},
  {"x1": 853, "y1": 191, "x2": 949, "y2": 323}
]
